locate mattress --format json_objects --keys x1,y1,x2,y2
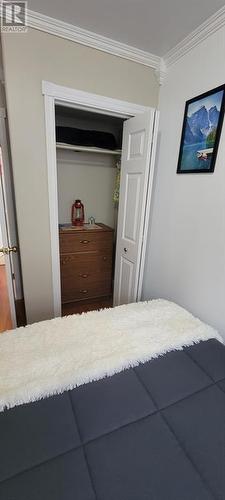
[{"x1": 1, "y1": 337, "x2": 225, "y2": 500}]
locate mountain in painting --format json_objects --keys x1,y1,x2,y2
[
  {"x1": 184, "y1": 105, "x2": 219, "y2": 145},
  {"x1": 209, "y1": 105, "x2": 219, "y2": 127},
  {"x1": 184, "y1": 120, "x2": 195, "y2": 144}
]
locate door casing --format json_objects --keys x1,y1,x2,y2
[
  {"x1": 0, "y1": 110, "x2": 17, "y2": 327},
  {"x1": 42, "y1": 81, "x2": 158, "y2": 317}
]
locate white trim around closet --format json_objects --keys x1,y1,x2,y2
[
  {"x1": 42, "y1": 81, "x2": 148, "y2": 118},
  {"x1": 42, "y1": 81, "x2": 153, "y2": 317}
]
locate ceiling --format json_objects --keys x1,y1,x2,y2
[{"x1": 29, "y1": 0, "x2": 225, "y2": 56}]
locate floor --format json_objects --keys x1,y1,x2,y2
[
  {"x1": 0, "y1": 264, "x2": 12, "y2": 333},
  {"x1": 62, "y1": 295, "x2": 113, "y2": 316}
]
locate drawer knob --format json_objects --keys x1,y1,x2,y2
[
  {"x1": 103, "y1": 256, "x2": 107, "y2": 261},
  {"x1": 80, "y1": 240, "x2": 90, "y2": 244},
  {"x1": 79, "y1": 273, "x2": 89, "y2": 278},
  {"x1": 80, "y1": 289, "x2": 88, "y2": 294}
]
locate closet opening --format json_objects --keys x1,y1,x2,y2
[
  {"x1": 43, "y1": 81, "x2": 157, "y2": 318},
  {"x1": 55, "y1": 105, "x2": 126, "y2": 315}
]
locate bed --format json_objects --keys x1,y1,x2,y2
[{"x1": 0, "y1": 300, "x2": 225, "y2": 500}]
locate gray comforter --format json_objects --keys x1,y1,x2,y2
[{"x1": 0, "y1": 338, "x2": 225, "y2": 499}]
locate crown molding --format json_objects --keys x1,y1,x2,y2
[
  {"x1": 164, "y1": 5, "x2": 225, "y2": 67},
  {"x1": 27, "y1": 9, "x2": 161, "y2": 71},
  {"x1": 154, "y1": 59, "x2": 167, "y2": 85}
]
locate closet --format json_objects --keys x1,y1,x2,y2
[{"x1": 55, "y1": 106, "x2": 125, "y2": 315}]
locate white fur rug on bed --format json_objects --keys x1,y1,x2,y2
[{"x1": 0, "y1": 299, "x2": 222, "y2": 411}]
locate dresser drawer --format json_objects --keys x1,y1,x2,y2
[
  {"x1": 60, "y1": 230, "x2": 113, "y2": 254},
  {"x1": 60, "y1": 252, "x2": 112, "y2": 273},
  {"x1": 61, "y1": 274, "x2": 112, "y2": 303},
  {"x1": 60, "y1": 253, "x2": 113, "y2": 303},
  {"x1": 59, "y1": 224, "x2": 114, "y2": 304}
]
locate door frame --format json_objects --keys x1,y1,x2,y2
[
  {"x1": 42, "y1": 81, "x2": 158, "y2": 317},
  {"x1": 0, "y1": 108, "x2": 17, "y2": 328}
]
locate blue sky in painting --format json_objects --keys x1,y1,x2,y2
[{"x1": 187, "y1": 90, "x2": 224, "y2": 117}]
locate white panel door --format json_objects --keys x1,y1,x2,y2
[
  {"x1": 0, "y1": 112, "x2": 23, "y2": 327},
  {"x1": 114, "y1": 110, "x2": 156, "y2": 306},
  {"x1": 0, "y1": 148, "x2": 17, "y2": 327},
  {"x1": 0, "y1": 115, "x2": 23, "y2": 298}
]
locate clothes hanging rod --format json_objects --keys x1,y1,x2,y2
[{"x1": 56, "y1": 142, "x2": 122, "y2": 156}]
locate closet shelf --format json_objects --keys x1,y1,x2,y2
[{"x1": 56, "y1": 142, "x2": 122, "y2": 156}]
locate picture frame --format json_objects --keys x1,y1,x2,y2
[{"x1": 177, "y1": 84, "x2": 225, "y2": 174}]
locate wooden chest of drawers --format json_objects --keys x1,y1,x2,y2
[{"x1": 59, "y1": 223, "x2": 114, "y2": 304}]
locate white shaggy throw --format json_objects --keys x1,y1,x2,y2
[{"x1": 0, "y1": 299, "x2": 222, "y2": 412}]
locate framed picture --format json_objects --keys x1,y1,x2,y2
[{"x1": 177, "y1": 84, "x2": 225, "y2": 173}]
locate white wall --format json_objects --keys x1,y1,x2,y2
[
  {"x1": 142, "y1": 26, "x2": 225, "y2": 336},
  {"x1": 2, "y1": 28, "x2": 159, "y2": 323},
  {"x1": 57, "y1": 150, "x2": 117, "y2": 228}
]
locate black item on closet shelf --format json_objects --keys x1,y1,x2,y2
[{"x1": 56, "y1": 126, "x2": 118, "y2": 150}]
